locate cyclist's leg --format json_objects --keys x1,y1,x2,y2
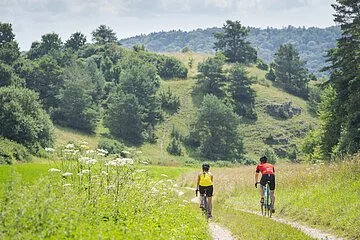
[
  {"x1": 199, "y1": 186, "x2": 206, "y2": 208},
  {"x1": 259, "y1": 176, "x2": 266, "y2": 203},
  {"x1": 207, "y1": 186, "x2": 214, "y2": 217},
  {"x1": 269, "y1": 175, "x2": 276, "y2": 211}
]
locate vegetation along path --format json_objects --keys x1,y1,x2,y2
[{"x1": 242, "y1": 210, "x2": 343, "y2": 240}]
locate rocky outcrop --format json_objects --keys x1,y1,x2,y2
[{"x1": 266, "y1": 101, "x2": 301, "y2": 119}]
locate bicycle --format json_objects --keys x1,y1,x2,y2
[
  {"x1": 261, "y1": 181, "x2": 273, "y2": 217},
  {"x1": 196, "y1": 189, "x2": 211, "y2": 219}
]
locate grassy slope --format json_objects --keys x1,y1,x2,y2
[{"x1": 147, "y1": 52, "x2": 318, "y2": 163}]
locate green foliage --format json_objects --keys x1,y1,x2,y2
[
  {"x1": 323, "y1": 1, "x2": 360, "y2": 155},
  {"x1": 167, "y1": 137, "x2": 182, "y2": 156},
  {"x1": 98, "y1": 138, "x2": 124, "y2": 155},
  {"x1": 136, "y1": 51, "x2": 188, "y2": 79},
  {"x1": 53, "y1": 62, "x2": 101, "y2": 134},
  {"x1": 196, "y1": 54, "x2": 227, "y2": 97},
  {"x1": 27, "y1": 33, "x2": 63, "y2": 59},
  {"x1": 0, "y1": 151, "x2": 208, "y2": 239},
  {"x1": 0, "y1": 86, "x2": 54, "y2": 152},
  {"x1": 133, "y1": 44, "x2": 146, "y2": 52},
  {"x1": 265, "y1": 68, "x2": 276, "y2": 81},
  {"x1": 227, "y1": 63, "x2": 257, "y2": 120},
  {"x1": 189, "y1": 94, "x2": 244, "y2": 160},
  {"x1": 91, "y1": 25, "x2": 118, "y2": 44},
  {"x1": 0, "y1": 22, "x2": 20, "y2": 65},
  {"x1": 0, "y1": 138, "x2": 31, "y2": 165},
  {"x1": 120, "y1": 26, "x2": 340, "y2": 76},
  {"x1": 273, "y1": 43, "x2": 310, "y2": 98},
  {"x1": 307, "y1": 85, "x2": 322, "y2": 115},
  {"x1": 65, "y1": 32, "x2": 87, "y2": 51},
  {"x1": 105, "y1": 90, "x2": 144, "y2": 144},
  {"x1": 159, "y1": 87, "x2": 180, "y2": 114},
  {"x1": 256, "y1": 59, "x2": 268, "y2": 70},
  {"x1": 23, "y1": 55, "x2": 64, "y2": 111},
  {"x1": 214, "y1": 20, "x2": 257, "y2": 64},
  {"x1": 261, "y1": 148, "x2": 278, "y2": 164}
]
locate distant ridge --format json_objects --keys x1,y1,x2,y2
[{"x1": 119, "y1": 25, "x2": 341, "y2": 76}]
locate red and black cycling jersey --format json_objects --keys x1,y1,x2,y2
[{"x1": 256, "y1": 163, "x2": 275, "y2": 175}]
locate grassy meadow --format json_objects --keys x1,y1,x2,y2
[{"x1": 180, "y1": 156, "x2": 360, "y2": 239}]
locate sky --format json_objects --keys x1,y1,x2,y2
[{"x1": 1, "y1": 0, "x2": 336, "y2": 51}]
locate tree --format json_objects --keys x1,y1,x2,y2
[
  {"x1": 189, "y1": 94, "x2": 244, "y2": 160},
  {"x1": 228, "y1": 63, "x2": 257, "y2": 120},
  {"x1": 197, "y1": 53, "x2": 227, "y2": 97},
  {"x1": 53, "y1": 63, "x2": 100, "y2": 133},
  {"x1": 92, "y1": 25, "x2": 118, "y2": 44},
  {"x1": 214, "y1": 20, "x2": 257, "y2": 64},
  {"x1": 0, "y1": 22, "x2": 15, "y2": 45},
  {"x1": 0, "y1": 22, "x2": 20, "y2": 64},
  {"x1": 0, "y1": 86, "x2": 54, "y2": 152},
  {"x1": 24, "y1": 55, "x2": 63, "y2": 111},
  {"x1": 104, "y1": 89, "x2": 144, "y2": 144},
  {"x1": 27, "y1": 33, "x2": 63, "y2": 59},
  {"x1": 273, "y1": 43, "x2": 310, "y2": 98},
  {"x1": 320, "y1": 1, "x2": 360, "y2": 155},
  {"x1": 65, "y1": 32, "x2": 87, "y2": 51}
]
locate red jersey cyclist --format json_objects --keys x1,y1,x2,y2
[{"x1": 254, "y1": 156, "x2": 276, "y2": 213}]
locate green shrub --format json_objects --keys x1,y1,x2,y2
[
  {"x1": 0, "y1": 86, "x2": 54, "y2": 153},
  {"x1": 0, "y1": 138, "x2": 31, "y2": 165},
  {"x1": 98, "y1": 138, "x2": 124, "y2": 155},
  {"x1": 167, "y1": 137, "x2": 182, "y2": 156}
]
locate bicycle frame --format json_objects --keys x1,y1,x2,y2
[
  {"x1": 261, "y1": 181, "x2": 272, "y2": 217},
  {"x1": 198, "y1": 189, "x2": 211, "y2": 219}
]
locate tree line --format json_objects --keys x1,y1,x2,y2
[
  {"x1": 0, "y1": 23, "x2": 188, "y2": 163},
  {"x1": 119, "y1": 25, "x2": 341, "y2": 76}
]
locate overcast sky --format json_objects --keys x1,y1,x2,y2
[{"x1": 1, "y1": 0, "x2": 336, "y2": 51}]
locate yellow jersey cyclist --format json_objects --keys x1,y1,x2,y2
[{"x1": 196, "y1": 163, "x2": 213, "y2": 218}]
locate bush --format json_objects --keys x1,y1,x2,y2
[
  {"x1": 98, "y1": 138, "x2": 124, "y2": 155},
  {"x1": 0, "y1": 86, "x2": 54, "y2": 152},
  {"x1": 0, "y1": 138, "x2": 31, "y2": 165},
  {"x1": 167, "y1": 137, "x2": 182, "y2": 156},
  {"x1": 159, "y1": 87, "x2": 180, "y2": 114}
]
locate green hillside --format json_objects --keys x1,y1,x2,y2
[
  {"x1": 119, "y1": 26, "x2": 341, "y2": 76},
  {"x1": 137, "y1": 52, "x2": 317, "y2": 164}
]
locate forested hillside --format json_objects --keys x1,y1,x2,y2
[{"x1": 119, "y1": 26, "x2": 341, "y2": 76}]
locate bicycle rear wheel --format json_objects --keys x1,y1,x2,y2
[{"x1": 265, "y1": 183, "x2": 271, "y2": 217}]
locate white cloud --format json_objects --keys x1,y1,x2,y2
[{"x1": 0, "y1": 0, "x2": 335, "y2": 50}]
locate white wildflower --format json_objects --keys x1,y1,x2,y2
[
  {"x1": 121, "y1": 150, "x2": 131, "y2": 156},
  {"x1": 65, "y1": 144, "x2": 74, "y2": 149},
  {"x1": 161, "y1": 174, "x2": 169, "y2": 178},
  {"x1": 141, "y1": 161, "x2": 149, "y2": 165},
  {"x1": 97, "y1": 153, "x2": 105, "y2": 156},
  {"x1": 80, "y1": 169, "x2": 90, "y2": 174},
  {"x1": 135, "y1": 169, "x2": 147, "y2": 173},
  {"x1": 63, "y1": 184, "x2": 72, "y2": 187},
  {"x1": 105, "y1": 158, "x2": 133, "y2": 167},
  {"x1": 48, "y1": 168, "x2": 61, "y2": 172},
  {"x1": 78, "y1": 156, "x2": 90, "y2": 163},
  {"x1": 86, "y1": 150, "x2": 96, "y2": 154},
  {"x1": 101, "y1": 171, "x2": 108, "y2": 175},
  {"x1": 97, "y1": 148, "x2": 108, "y2": 154},
  {"x1": 45, "y1": 147, "x2": 55, "y2": 152},
  {"x1": 62, "y1": 172, "x2": 73, "y2": 177}
]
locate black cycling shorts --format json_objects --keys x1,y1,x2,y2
[
  {"x1": 199, "y1": 185, "x2": 213, "y2": 197},
  {"x1": 260, "y1": 174, "x2": 275, "y2": 190}
]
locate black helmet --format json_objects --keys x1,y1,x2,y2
[
  {"x1": 260, "y1": 156, "x2": 267, "y2": 163},
  {"x1": 202, "y1": 163, "x2": 210, "y2": 170}
]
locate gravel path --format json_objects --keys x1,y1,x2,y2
[{"x1": 186, "y1": 187, "x2": 342, "y2": 240}]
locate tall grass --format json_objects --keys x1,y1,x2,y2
[
  {"x1": 180, "y1": 158, "x2": 360, "y2": 239},
  {"x1": 0, "y1": 142, "x2": 210, "y2": 239}
]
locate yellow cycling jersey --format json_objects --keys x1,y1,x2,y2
[{"x1": 199, "y1": 172, "x2": 213, "y2": 186}]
